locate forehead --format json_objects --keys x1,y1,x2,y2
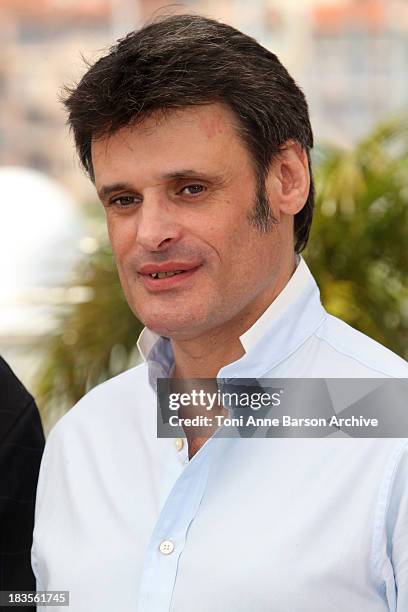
[{"x1": 91, "y1": 103, "x2": 250, "y2": 185}]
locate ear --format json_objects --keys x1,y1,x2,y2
[{"x1": 265, "y1": 141, "x2": 310, "y2": 216}]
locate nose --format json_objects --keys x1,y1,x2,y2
[{"x1": 136, "y1": 196, "x2": 182, "y2": 252}]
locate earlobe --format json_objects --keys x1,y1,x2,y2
[{"x1": 269, "y1": 141, "x2": 310, "y2": 216}]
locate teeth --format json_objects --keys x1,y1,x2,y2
[{"x1": 150, "y1": 270, "x2": 184, "y2": 279}]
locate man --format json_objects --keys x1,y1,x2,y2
[
  {"x1": 32, "y1": 14, "x2": 408, "y2": 612},
  {"x1": 0, "y1": 356, "x2": 44, "y2": 612}
]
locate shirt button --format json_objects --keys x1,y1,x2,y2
[
  {"x1": 159, "y1": 540, "x2": 175, "y2": 555},
  {"x1": 175, "y1": 438, "x2": 184, "y2": 452}
]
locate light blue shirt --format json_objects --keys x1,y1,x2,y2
[{"x1": 32, "y1": 257, "x2": 408, "y2": 611}]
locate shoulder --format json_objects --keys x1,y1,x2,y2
[
  {"x1": 313, "y1": 314, "x2": 408, "y2": 377},
  {"x1": 47, "y1": 361, "x2": 152, "y2": 444}
]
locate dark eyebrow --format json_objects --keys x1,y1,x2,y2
[
  {"x1": 97, "y1": 182, "x2": 134, "y2": 200},
  {"x1": 161, "y1": 169, "x2": 203, "y2": 180},
  {"x1": 161, "y1": 169, "x2": 225, "y2": 185}
]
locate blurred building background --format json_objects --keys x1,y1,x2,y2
[
  {"x1": 0, "y1": 0, "x2": 407, "y2": 426},
  {"x1": 1, "y1": 0, "x2": 408, "y2": 202}
]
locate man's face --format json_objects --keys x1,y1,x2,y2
[{"x1": 91, "y1": 103, "x2": 293, "y2": 340}]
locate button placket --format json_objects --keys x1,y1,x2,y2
[{"x1": 137, "y1": 438, "x2": 214, "y2": 611}]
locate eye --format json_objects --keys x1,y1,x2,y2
[
  {"x1": 179, "y1": 184, "x2": 206, "y2": 196},
  {"x1": 109, "y1": 195, "x2": 138, "y2": 208}
]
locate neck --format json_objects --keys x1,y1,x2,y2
[{"x1": 171, "y1": 254, "x2": 297, "y2": 380}]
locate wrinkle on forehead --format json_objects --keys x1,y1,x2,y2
[
  {"x1": 92, "y1": 103, "x2": 235, "y2": 149},
  {"x1": 143, "y1": 104, "x2": 233, "y2": 140},
  {"x1": 196, "y1": 107, "x2": 230, "y2": 140}
]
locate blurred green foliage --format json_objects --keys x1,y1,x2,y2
[
  {"x1": 34, "y1": 116, "x2": 408, "y2": 427},
  {"x1": 306, "y1": 116, "x2": 408, "y2": 358},
  {"x1": 34, "y1": 245, "x2": 143, "y2": 427}
]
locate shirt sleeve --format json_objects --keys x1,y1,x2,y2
[
  {"x1": 31, "y1": 414, "x2": 74, "y2": 595},
  {"x1": 386, "y1": 443, "x2": 408, "y2": 611}
]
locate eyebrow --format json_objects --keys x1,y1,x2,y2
[
  {"x1": 97, "y1": 182, "x2": 134, "y2": 200},
  {"x1": 161, "y1": 169, "x2": 215, "y2": 180},
  {"x1": 97, "y1": 170, "x2": 225, "y2": 200}
]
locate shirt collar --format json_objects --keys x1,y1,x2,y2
[
  {"x1": 239, "y1": 255, "x2": 309, "y2": 353},
  {"x1": 137, "y1": 256, "x2": 327, "y2": 385}
]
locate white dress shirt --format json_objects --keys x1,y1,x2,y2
[{"x1": 32, "y1": 257, "x2": 408, "y2": 611}]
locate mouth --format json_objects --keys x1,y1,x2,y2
[
  {"x1": 148, "y1": 269, "x2": 187, "y2": 280},
  {"x1": 138, "y1": 264, "x2": 202, "y2": 291}
]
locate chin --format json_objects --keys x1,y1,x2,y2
[
  {"x1": 137, "y1": 310, "x2": 191, "y2": 335},
  {"x1": 139, "y1": 309, "x2": 209, "y2": 340}
]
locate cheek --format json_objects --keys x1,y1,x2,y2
[
  {"x1": 233, "y1": 227, "x2": 280, "y2": 277},
  {"x1": 107, "y1": 217, "x2": 135, "y2": 261}
]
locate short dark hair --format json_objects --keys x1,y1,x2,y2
[{"x1": 63, "y1": 13, "x2": 315, "y2": 252}]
